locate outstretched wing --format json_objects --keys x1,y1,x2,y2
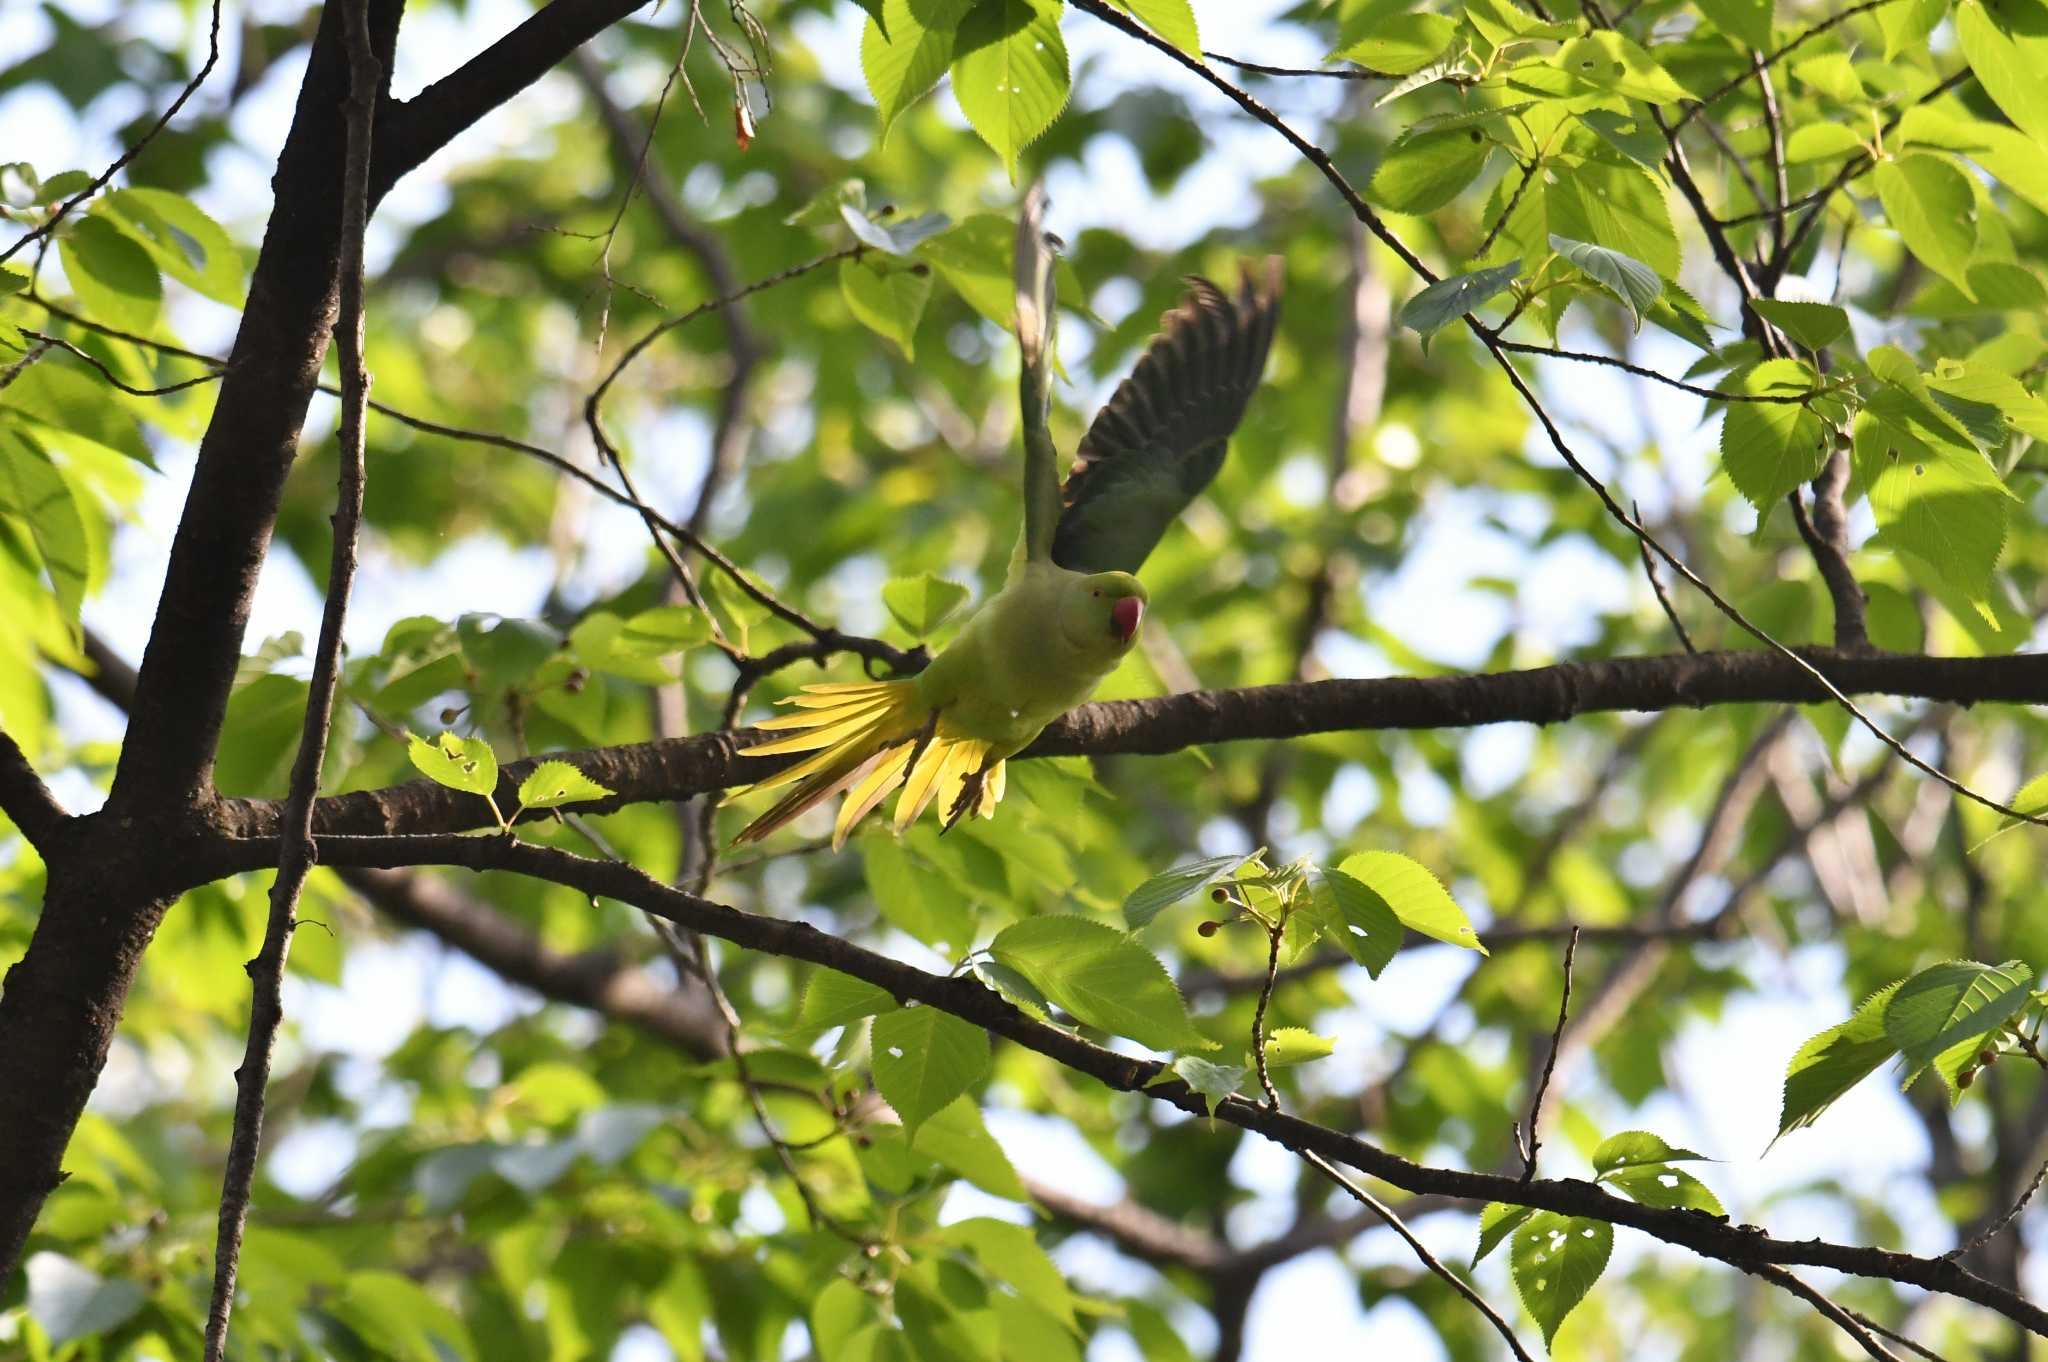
[
  {"x1": 1014, "y1": 182, "x2": 1061, "y2": 565},
  {"x1": 1050, "y1": 259, "x2": 1283, "y2": 576}
]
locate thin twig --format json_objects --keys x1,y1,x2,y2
[
  {"x1": 1204, "y1": 51, "x2": 1401, "y2": 82},
  {"x1": 0, "y1": 0, "x2": 223, "y2": 267},
  {"x1": 1753, "y1": 52, "x2": 1790, "y2": 259},
  {"x1": 20, "y1": 330, "x2": 226, "y2": 397},
  {"x1": 1842, "y1": 1310, "x2": 1952, "y2": 1362},
  {"x1": 0, "y1": 337, "x2": 54, "y2": 393},
  {"x1": 1634, "y1": 502, "x2": 1696, "y2": 653},
  {"x1": 200, "y1": 4, "x2": 375, "y2": 1357},
  {"x1": 1949, "y1": 1157, "x2": 2048, "y2": 1263},
  {"x1": 1670, "y1": 0, "x2": 1901, "y2": 132},
  {"x1": 1518, "y1": 927, "x2": 1578, "y2": 1181},
  {"x1": 1751, "y1": 1264, "x2": 1905, "y2": 1361},
  {"x1": 1301, "y1": 1150, "x2": 1537, "y2": 1362},
  {"x1": 1251, "y1": 918, "x2": 1285, "y2": 1109},
  {"x1": 1475, "y1": 155, "x2": 1538, "y2": 262},
  {"x1": 1491, "y1": 340, "x2": 1812, "y2": 402}
]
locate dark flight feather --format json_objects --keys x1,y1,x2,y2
[{"x1": 1050, "y1": 258, "x2": 1284, "y2": 575}]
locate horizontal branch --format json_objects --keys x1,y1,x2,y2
[
  {"x1": 212, "y1": 833, "x2": 2047, "y2": 1336},
  {"x1": 205, "y1": 647, "x2": 2048, "y2": 845}
]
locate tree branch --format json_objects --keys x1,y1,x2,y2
[
  {"x1": 0, "y1": 726, "x2": 65, "y2": 850},
  {"x1": 191, "y1": 647, "x2": 2048, "y2": 847},
  {"x1": 372, "y1": 0, "x2": 655, "y2": 198},
  {"x1": 249, "y1": 834, "x2": 2048, "y2": 1336},
  {"x1": 203, "y1": 2, "x2": 377, "y2": 1351}
]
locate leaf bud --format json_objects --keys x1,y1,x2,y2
[{"x1": 1197, "y1": 920, "x2": 1221, "y2": 938}]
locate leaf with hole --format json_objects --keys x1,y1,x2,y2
[
  {"x1": 872, "y1": 1004, "x2": 990, "y2": 1136},
  {"x1": 515, "y1": 760, "x2": 612, "y2": 812},
  {"x1": 1592, "y1": 1130, "x2": 1709, "y2": 1173},
  {"x1": 1309, "y1": 867, "x2": 1402, "y2": 975},
  {"x1": 407, "y1": 730, "x2": 500, "y2": 798},
  {"x1": 1510, "y1": 1212, "x2": 1612, "y2": 1348},
  {"x1": 1336, "y1": 851, "x2": 1485, "y2": 953}
]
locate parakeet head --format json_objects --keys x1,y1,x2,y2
[{"x1": 1061, "y1": 571, "x2": 1148, "y2": 652}]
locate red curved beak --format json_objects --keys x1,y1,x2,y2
[{"x1": 1112, "y1": 595, "x2": 1143, "y2": 644}]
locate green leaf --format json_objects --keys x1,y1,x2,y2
[
  {"x1": 1775, "y1": 981, "x2": 1902, "y2": 1142},
  {"x1": 1720, "y1": 358, "x2": 1827, "y2": 509},
  {"x1": 941, "y1": 1218, "x2": 1076, "y2": 1327},
  {"x1": 333, "y1": 1270, "x2": 477, "y2": 1362},
  {"x1": 1851, "y1": 397, "x2": 2012, "y2": 604},
  {"x1": 1874, "y1": 155, "x2": 1978, "y2": 299},
  {"x1": 1336, "y1": 851, "x2": 1486, "y2": 953},
  {"x1": 872, "y1": 1004, "x2": 991, "y2": 1136},
  {"x1": 1158, "y1": 1054, "x2": 1245, "y2": 1114},
  {"x1": 1555, "y1": 33, "x2": 1689, "y2": 103},
  {"x1": 1602, "y1": 1165, "x2": 1726, "y2": 1216},
  {"x1": 911, "y1": 1095, "x2": 1027, "y2": 1198},
  {"x1": 1370, "y1": 128, "x2": 1492, "y2": 214},
  {"x1": 861, "y1": 0, "x2": 969, "y2": 140},
  {"x1": 1111, "y1": 0, "x2": 1199, "y2": 58},
  {"x1": 1510, "y1": 1212, "x2": 1612, "y2": 1349},
  {"x1": 881, "y1": 572, "x2": 971, "y2": 636},
  {"x1": 1473, "y1": 1202, "x2": 1535, "y2": 1267},
  {"x1": 102, "y1": 188, "x2": 243, "y2": 306},
  {"x1": 1749, "y1": 300, "x2": 1849, "y2": 352},
  {"x1": 1792, "y1": 52, "x2": 1865, "y2": 102},
  {"x1": 23, "y1": 1252, "x2": 145, "y2": 1347},
  {"x1": 1309, "y1": 867, "x2": 1402, "y2": 976},
  {"x1": 457, "y1": 613, "x2": 560, "y2": 693},
  {"x1": 0, "y1": 431, "x2": 90, "y2": 636},
  {"x1": 58, "y1": 214, "x2": 160, "y2": 333},
  {"x1": 841, "y1": 257, "x2": 933, "y2": 360},
  {"x1": 800, "y1": 968, "x2": 899, "y2": 1029},
  {"x1": 514, "y1": 759, "x2": 612, "y2": 811},
  {"x1": 1695, "y1": 0, "x2": 1774, "y2": 48},
  {"x1": 1880, "y1": 0, "x2": 1945, "y2": 60},
  {"x1": 991, "y1": 915, "x2": 1214, "y2": 1051},
  {"x1": 1957, "y1": 0, "x2": 2048, "y2": 150},
  {"x1": 1398, "y1": 260, "x2": 1521, "y2": 339},
  {"x1": 1882, "y1": 959, "x2": 2034, "y2": 1078},
  {"x1": 864, "y1": 835, "x2": 975, "y2": 953},
  {"x1": 1331, "y1": 14, "x2": 1457, "y2": 75},
  {"x1": 1121, "y1": 852, "x2": 1247, "y2": 929},
  {"x1": 1259, "y1": 1027, "x2": 1335, "y2": 1067},
  {"x1": 1578, "y1": 110, "x2": 1663, "y2": 169},
  {"x1": 1546, "y1": 158, "x2": 1680, "y2": 278},
  {"x1": 408, "y1": 730, "x2": 500, "y2": 798},
  {"x1": 813, "y1": 1278, "x2": 882, "y2": 1362},
  {"x1": 1784, "y1": 123, "x2": 1865, "y2": 163},
  {"x1": 615, "y1": 604, "x2": 713, "y2": 655},
  {"x1": 1591, "y1": 1130, "x2": 1709, "y2": 1173},
  {"x1": 951, "y1": 0, "x2": 1071, "y2": 178},
  {"x1": 1549, "y1": 234, "x2": 1660, "y2": 329}
]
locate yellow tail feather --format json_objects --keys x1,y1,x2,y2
[{"x1": 729, "y1": 680, "x2": 1011, "y2": 845}]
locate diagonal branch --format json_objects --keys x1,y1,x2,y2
[
  {"x1": 372, "y1": 0, "x2": 656, "y2": 198},
  {"x1": 0, "y1": 726, "x2": 65, "y2": 850},
  {"x1": 256, "y1": 833, "x2": 2048, "y2": 1337}
]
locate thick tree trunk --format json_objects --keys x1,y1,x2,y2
[
  {"x1": 0, "y1": 832, "x2": 175, "y2": 1272},
  {"x1": 0, "y1": 0, "x2": 404, "y2": 1280}
]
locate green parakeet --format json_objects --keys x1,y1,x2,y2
[{"x1": 731, "y1": 187, "x2": 1283, "y2": 845}]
